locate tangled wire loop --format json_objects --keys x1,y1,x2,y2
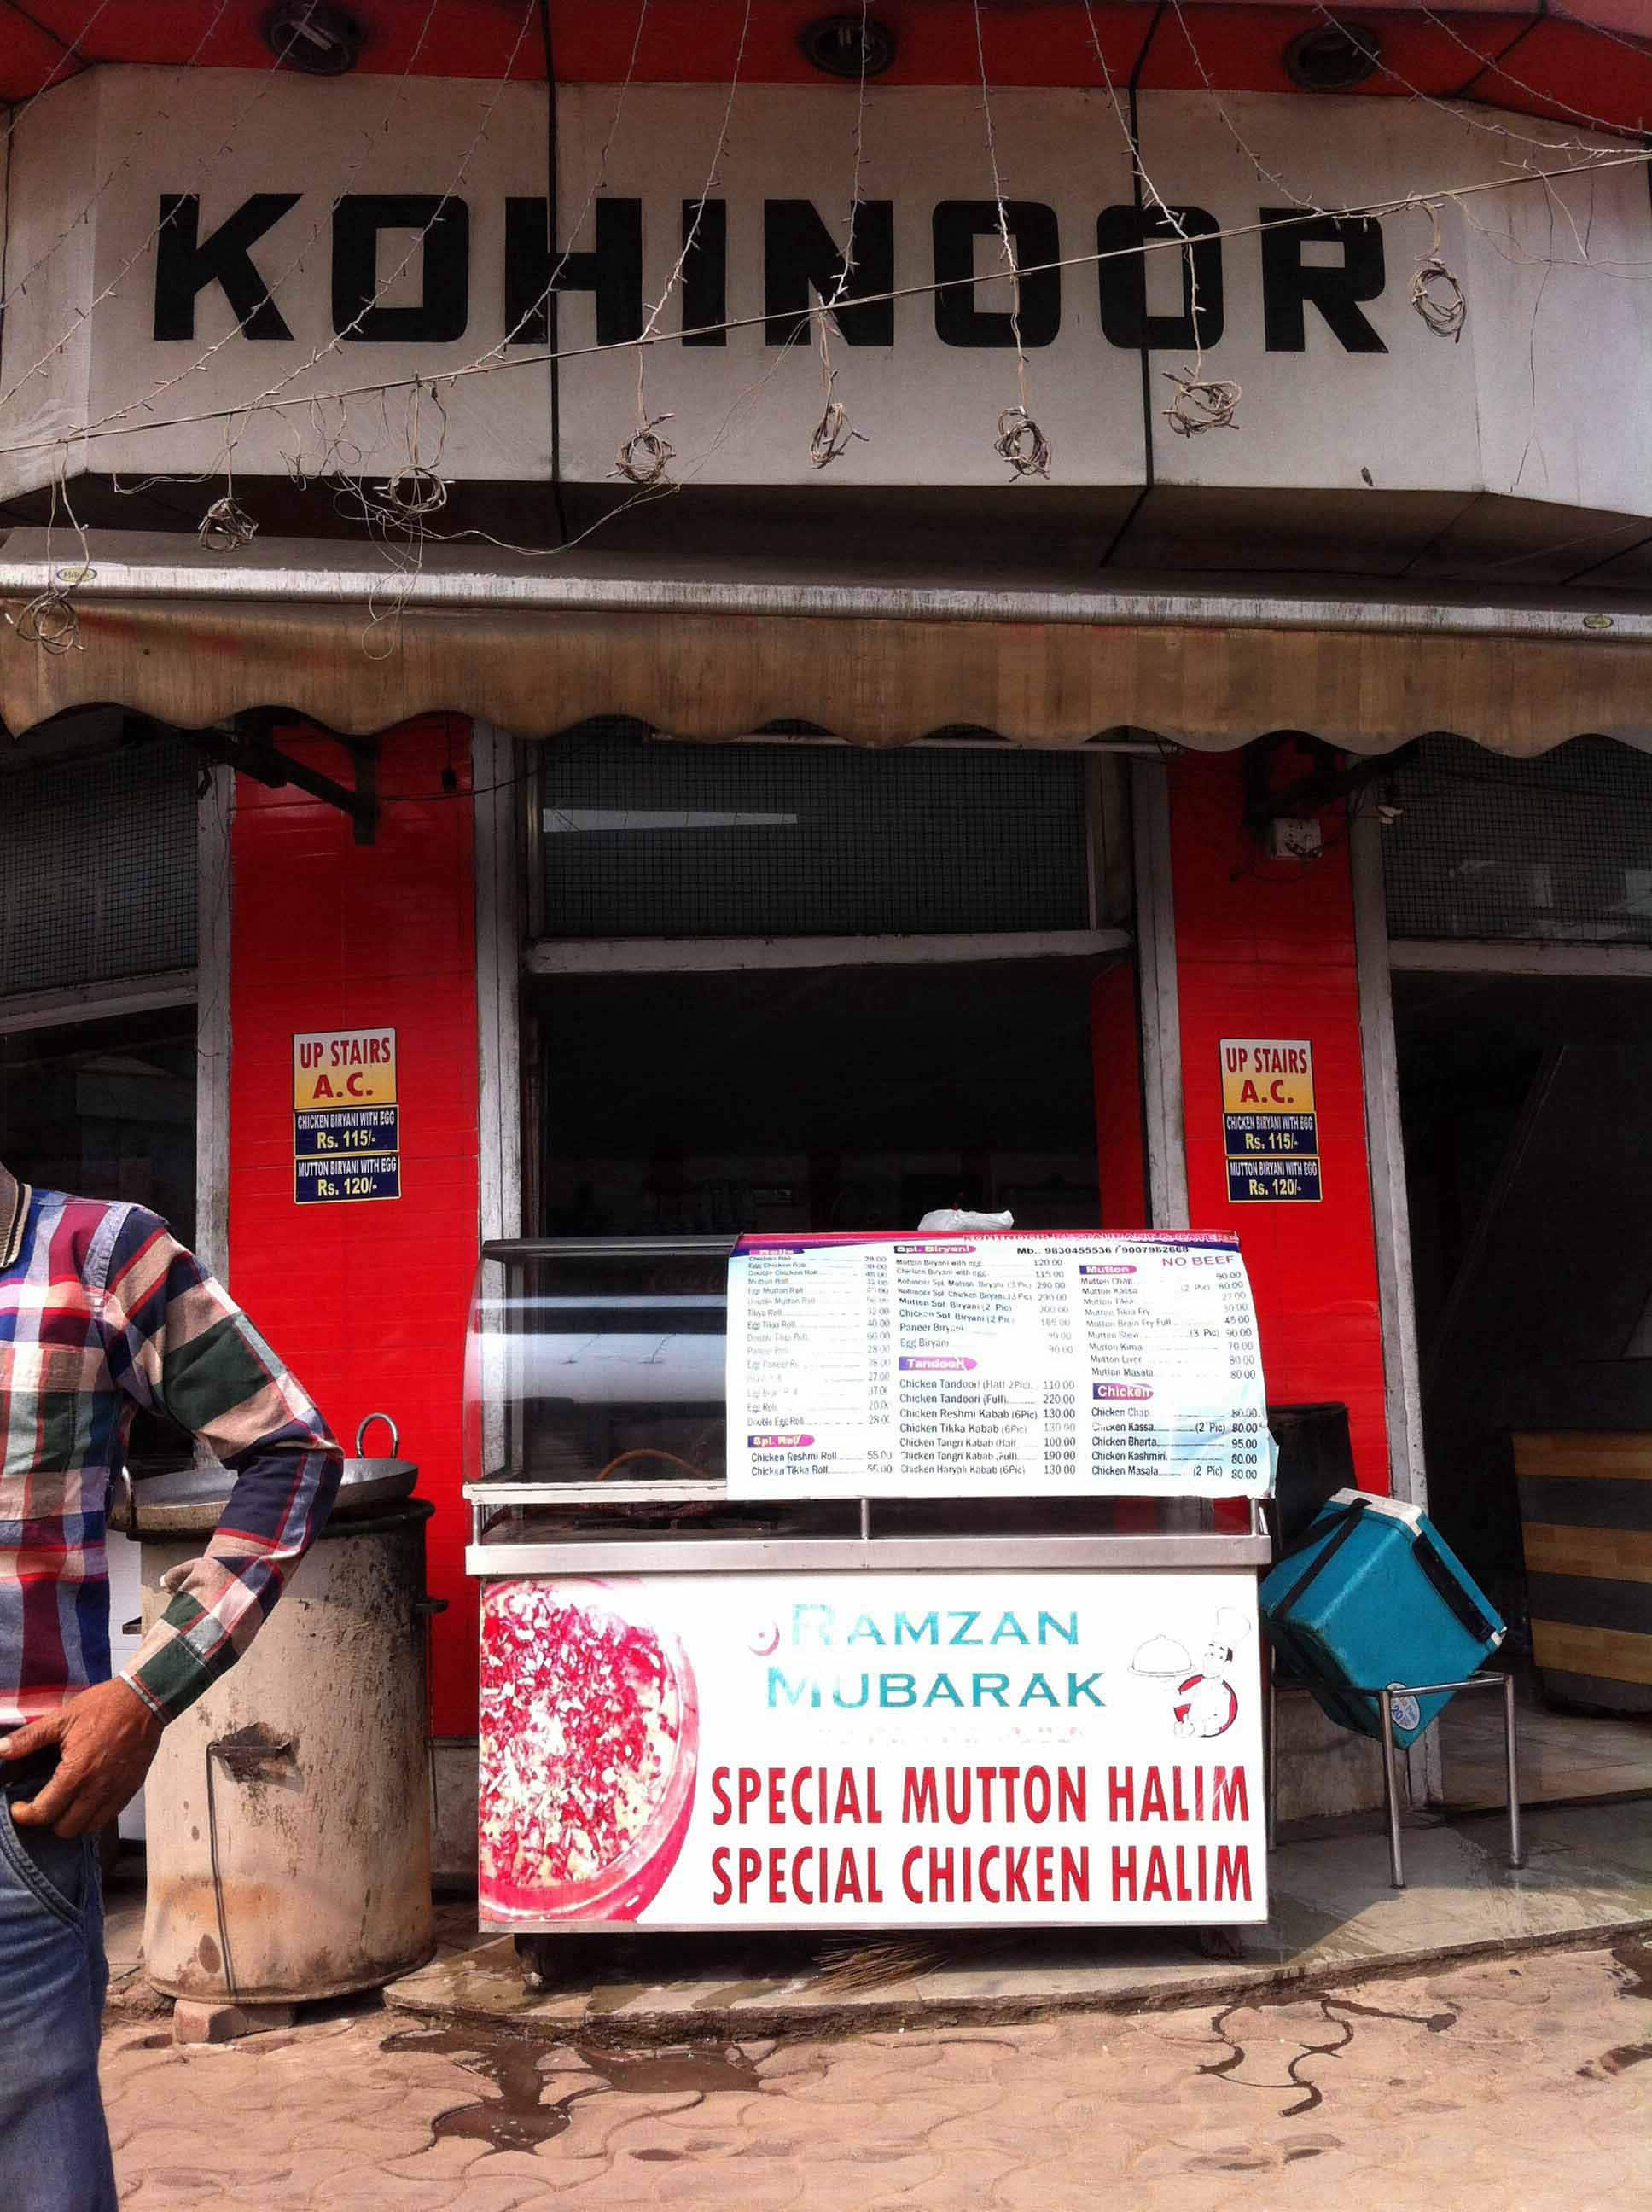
[
  {"x1": 994, "y1": 407, "x2": 1050, "y2": 480},
  {"x1": 1163, "y1": 370, "x2": 1242, "y2": 438},
  {"x1": 614, "y1": 418, "x2": 677, "y2": 488},
  {"x1": 1410, "y1": 258, "x2": 1467, "y2": 341},
  {"x1": 379, "y1": 465, "x2": 450, "y2": 520},
  {"x1": 809, "y1": 397, "x2": 866, "y2": 470},
  {"x1": 11, "y1": 589, "x2": 83, "y2": 655},
  {"x1": 198, "y1": 496, "x2": 258, "y2": 553}
]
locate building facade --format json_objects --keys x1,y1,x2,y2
[{"x1": 4, "y1": 3, "x2": 1651, "y2": 1855}]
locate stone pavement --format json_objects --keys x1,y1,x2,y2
[
  {"x1": 385, "y1": 1797, "x2": 1652, "y2": 2042},
  {"x1": 106, "y1": 1938, "x2": 1652, "y2": 2209}
]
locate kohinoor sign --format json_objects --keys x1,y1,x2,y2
[{"x1": 3, "y1": 72, "x2": 1647, "y2": 507}]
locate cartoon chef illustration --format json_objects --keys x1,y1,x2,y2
[
  {"x1": 1131, "y1": 1609, "x2": 1249, "y2": 1740},
  {"x1": 1172, "y1": 1607, "x2": 1252, "y2": 1739},
  {"x1": 1173, "y1": 1641, "x2": 1241, "y2": 1739}
]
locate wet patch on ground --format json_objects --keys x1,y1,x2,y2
[
  {"x1": 381, "y1": 2025, "x2": 760, "y2": 2155},
  {"x1": 1199, "y1": 1988, "x2": 1457, "y2": 2119}
]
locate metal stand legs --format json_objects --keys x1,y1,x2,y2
[
  {"x1": 1269, "y1": 1656, "x2": 1526, "y2": 1889},
  {"x1": 1376, "y1": 1672, "x2": 1525, "y2": 1890},
  {"x1": 1377, "y1": 1690, "x2": 1407, "y2": 1889}
]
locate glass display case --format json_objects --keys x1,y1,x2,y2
[
  {"x1": 462, "y1": 1237, "x2": 1275, "y2": 1570},
  {"x1": 464, "y1": 1236, "x2": 1276, "y2": 1937},
  {"x1": 465, "y1": 1237, "x2": 734, "y2": 1492}
]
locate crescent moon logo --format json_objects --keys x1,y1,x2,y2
[{"x1": 749, "y1": 1621, "x2": 780, "y2": 1656}]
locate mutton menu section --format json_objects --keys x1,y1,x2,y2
[{"x1": 726, "y1": 1232, "x2": 1270, "y2": 1501}]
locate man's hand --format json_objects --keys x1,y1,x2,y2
[{"x1": 0, "y1": 1680, "x2": 165, "y2": 1838}]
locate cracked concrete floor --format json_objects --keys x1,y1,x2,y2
[{"x1": 107, "y1": 1940, "x2": 1652, "y2": 2210}]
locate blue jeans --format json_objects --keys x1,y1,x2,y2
[{"x1": 0, "y1": 1783, "x2": 115, "y2": 2212}]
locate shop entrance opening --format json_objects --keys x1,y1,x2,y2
[{"x1": 1394, "y1": 970, "x2": 1652, "y2": 1811}]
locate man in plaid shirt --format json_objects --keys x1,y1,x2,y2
[{"x1": 0, "y1": 1164, "x2": 342, "y2": 2211}]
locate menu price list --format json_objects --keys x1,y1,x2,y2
[{"x1": 726, "y1": 1232, "x2": 1271, "y2": 1502}]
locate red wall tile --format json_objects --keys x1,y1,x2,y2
[
  {"x1": 1167, "y1": 753, "x2": 1389, "y2": 1495},
  {"x1": 228, "y1": 719, "x2": 480, "y2": 1733}
]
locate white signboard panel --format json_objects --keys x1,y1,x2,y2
[
  {"x1": 478, "y1": 1569, "x2": 1266, "y2": 1930},
  {"x1": 4, "y1": 71, "x2": 1649, "y2": 515},
  {"x1": 725, "y1": 1231, "x2": 1270, "y2": 1500}
]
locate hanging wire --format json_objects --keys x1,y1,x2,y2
[
  {"x1": 3, "y1": 145, "x2": 1651, "y2": 474},
  {"x1": 0, "y1": 1, "x2": 119, "y2": 153},
  {"x1": 993, "y1": 407, "x2": 1050, "y2": 477},
  {"x1": 473, "y1": 0, "x2": 651, "y2": 374},
  {"x1": 809, "y1": 312, "x2": 866, "y2": 469},
  {"x1": 197, "y1": 495, "x2": 258, "y2": 551},
  {"x1": 1409, "y1": 203, "x2": 1468, "y2": 341},
  {"x1": 970, "y1": 0, "x2": 1049, "y2": 479},
  {"x1": 1161, "y1": 369, "x2": 1241, "y2": 436},
  {"x1": 1416, "y1": 2, "x2": 1651, "y2": 142},
  {"x1": 806, "y1": 0, "x2": 873, "y2": 469},
  {"x1": 1081, "y1": 0, "x2": 1235, "y2": 439},
  {"x1": 0, "y1": 0, "x2": 238, "y2": 321},
  {"x1": 613, "y1": 400, "x2": 678, "y2": 486},
  {"x1": 0, "y1": 4, "x2": 299, "y2": 415},
  {"x1": 1168, "y1": 0, "x2": 1327, "y2": 213},
  {"x1": 6, "y1": 460, "x2": 92, "y2": 655},
  {"x1": 378, "y1": 377, "x2": 451, "y2": 518},
  {"x1": 1313, "y1": 3, "x2": 1631, "y2": 167},
  {"x1": 622, "y1": 0, "x2": 756, "y2": 485},
  {"x1": 95, "y1": 0, "x2": 450, "y2": 455}
]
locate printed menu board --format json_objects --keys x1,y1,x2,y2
[{"x1": 726, "y1": 1231, "x2": 1271, "y2": 1501}]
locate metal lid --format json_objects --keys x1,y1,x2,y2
[{"x1": 119, "y1": 1424, "x2": 418, "y2": 1538}]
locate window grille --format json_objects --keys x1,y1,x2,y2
[
  {"x1": 1381, "y1": 735, "x2": 1652, "y2": 946},
  {"x1": 1, "y1": 736, "x2": 198, "y2": 994},
  {"x1": 537, "y1": 721, "x2": 1096, "y2": 940}
]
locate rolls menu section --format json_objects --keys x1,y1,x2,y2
[{"x1": 726, "y1": 1232, "x2": 1270, "y2": 1501}]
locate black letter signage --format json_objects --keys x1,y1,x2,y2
[
  {"x1": 153, "y1": 193, "x2": 299, "y2": 341},
  {"x1": 504, "y1": 198, "x2": 643, "y2": 346},
  {"x1": 763, "y1": 201, "x2": 894, "y2": 346},
  {"x1": 1259, "y1": 212, "x2": 1387, "y2": 353},
  {"x1": 333, "y1": 195, "x2": 470, "y2": 343},
  {"x1": 1096, "y1": 205, "x2": 1224, "y2": 352},
  {"x1": 933, "y1": 201, "x2": 1060, "y2": 348}
]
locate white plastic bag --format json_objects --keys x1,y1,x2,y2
[{"x1": 917, "y1": 1208, "x2": 1015, "y2": 1232}]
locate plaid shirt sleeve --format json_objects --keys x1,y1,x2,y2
[{"x1": 100, "y1": 1208, "x2": 343, "y2": 1724}]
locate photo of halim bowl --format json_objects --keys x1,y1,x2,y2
[{"x1": 478, "y1": 1578, "x2": 699, "y2": 1924}]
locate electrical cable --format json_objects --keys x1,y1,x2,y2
[
  {"x1": 0, "y1": 2, "x2": 289, "y2": 399},
  {"x1": 0, "y1": 0, "x2": 114, "y2": 149},
  {"x1": 538, "y1": 0, "x2": 570, "y2": 543},
  {"x1": 89, "y1": 0, "x2": 449, "y2": 455},
  {"x1": 4, "y1": 139, "x2": 1649, "y2": 469},
  {"x1": 1419, "y1": 3, "x2": 1649, "y2": 140},
  {"x1": 2, "y1": 1, "x2": 235, "y2": 318}
]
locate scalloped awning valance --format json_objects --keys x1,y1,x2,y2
[{"x1": 3, "y1": 535, "x2": 1651, "y2": 755}]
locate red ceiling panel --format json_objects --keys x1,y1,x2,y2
[{"x1": 0, "y1": 4, "x2": 1646, "y2": 133}]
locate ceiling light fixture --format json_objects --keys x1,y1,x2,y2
[
  {"x1": 800, "y1": 14, "x2": 898, "y2": 81},
  {"x1": 1283, "y1": 22, "x2": 1382, "y2": 93},
  {"x1": 262, "y1": 2, "x2": 365, "y2": 77}
]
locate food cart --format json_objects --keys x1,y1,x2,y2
[{"x1": 463, "y1": 1231, "x2": 1274, "y2": 1952}]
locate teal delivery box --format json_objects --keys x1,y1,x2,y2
[{"x1": 1259, "y1": 1489, "x2": 1505, "y2": 1749}]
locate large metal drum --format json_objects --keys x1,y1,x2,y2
[{"x1": 139, "y1": 1497, "x2": 436, "y2": 2002}]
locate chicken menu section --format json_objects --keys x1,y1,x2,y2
[{"x1": 725, "y1": 1232, "x2": 1271, "y2": 1501}]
